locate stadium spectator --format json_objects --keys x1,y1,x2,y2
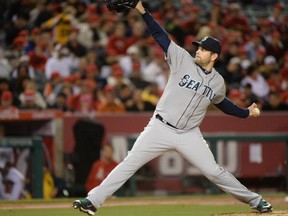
[
  {"x1": 261, "y1": 91, "x2": 288, "y2": 111},
  {"x1": 119, "y1": 45, "x2": 145, "y2": 77},
  {"x1": 5, "y1": 37, "x2": 28, "y2": 70},
  {"x1": 19, "y1": 80, "x2": 47, "y2": 110},
  {"x1": 85, "y1": 49, "x2": 104, "y2": 72},
  {"x1": 117, "y1": 83, "x2": 134, "y2": 108},
  {"x1": 227, "y1": 88, "x2": 245, "y2": 108},
  {"x1": 19, "y1": 89, "x2": 41, "y2": 110},
  {"x1": 0, "y1": 48, "x2": 12, "y2": 79},
  {"x1": 30, "y1": 2, "x2": 53, "y2": 28},
  {"x1": 21, "y1": 28, "x2": 38, "y2": 54},
  {"x1": 238, "y1": 46, "x2": 250, "y2": 63},
  {"x1": 83, "y1": 64, "x2": 107, "y2": 90},
  {"x1": 282, "y1": 52, "x2": 288, "y2": 69},
  {"x1": 11, "y1": 55, "x2": 36, "y2": 80},
  {"x1": 220, "y1": 34, "x2": 242, "y2": 64},
  {"x1": 268, "y1": 2, "x2": 285, "y2": 32},
  {"x1": 155, "y1": 63, "x2": 170, "y2": 92},
  {"x1": 244, "y1": 31, "x2": 266, "y2": 63},
  {"x1": 0, "y1": 161, "x2": 25, "y2": 200},
  {"x1": 85, "y1": 144, "x2": 118, "y2": 192},
  {"x1": 105, "y1": 22, "x2": 136, "y2": 64},
  {"x1": 242, "y1": 83, "x2": 259, "y2": 107},
  {"x1": 208, "y1": 0, "x2": 222, "y2": 26},
  {"x1": 280, "y1": 67, "x2": 288, "y2": 93},
  {"x1": 257, "y1": 19, "x2": 273, "y2": 45},
  {"x1": 126, "y1": 89, "x2": 155, "y2": 112},
  {"x1": 267, "y1": 70, "x2": 284, "y2": 94},
  {"x1": 84, "y1": 13, "x2": 108, "y2": 48},
  {"x1": 141, "y1": 83, "x2": 160, "y2": 107},
  {"x1": 0, "y1": 90, "x2": 18, "y2": 112},
  {"x1": 178, "y1": 3, "x2": 201, "y2": 36},
  {"x1": 47, "y1": 92, "x2": 70, "y2": 112},
  {"x1": 0, "y1": 0, "x2": 286, "y2": 113},
  {"x1": 97, "y1": 85, "x2": 125, "y2": 113},
  {"x1": 76, "y1": 57, "x2": 89, "y2": 74},
  {"x1": 254, "y1": 47, "x2": 266, "y2": 67},
  {"x1": 107, "y1": 64, "x2": 134, "y2": 91},
  {"x1": 43, "y1": 71, "x2": 64, "y2": 106},
  {"x1": 195, "y1": 25, "x2": 213, "y2": 42},
  {"x1": 222, "y1": 3, "x2": 250, "y2": 33},
  {"x1": 261, "y1": 55, "x2": 278, "y2": 79},
  {"x1": 67, "y1": 79, "x2": 96, "y2": 113},
  {"x1": 240, "y1": 65, "x2": 269, "y2": 100},
  {"x1": 129, "y1": 62, "x2": 150, "y2": 90},
  {"x1": 10, "y1": 64, "x2": 32, "y2": 98},
  {"x1": 41, "y1": 5, "x2": 78, "y2": 45},
  {"x1": 142, "y1": 46, "x2": 166, "y2": 83},
  {"x1": 126, "y1": 10, "x2": 143, "y2": 36},
  {"x1": 0, "y1": 79, "x2": 12, "y2": 100},
  {"x1": 281, "y1": 92, "x2": 288, "y2": 106},
  {"x1": 128, "y1": 19, "x2": 147, "y2": 45},
  {"x1": 4, "y1": 14, "x2": 29, "y2": 47},
  {"x1": 66, "y1": 28, "x2": 87, "y2": 57},
  {"x1": 164, "y1": 5, "x2": 186, "y2": 46},
  {"x1": 45, "y1": 44, "x2": 79, "y2": 80},
  {"x1": 222, "y1": 57, "x2": 243, "y2": 88},
  {"x1": 28, "y1": 44, "x2": 48, "y2": 72},
  {"x1": 61, "y1": 75, "x2": 78, "y2": 98},
  {"x1": 43, "y1": 165, "x2": 58, "y2": 199},
  {"x1": 265, "y1": 31, "x2": 285, "y2": 60},
  {"x1": 74, "y1": 14, "x2": 94, "y2": 50}
]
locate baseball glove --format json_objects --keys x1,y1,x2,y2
[{"x1": 105, "y1": 0, "x2": 139, "y2": 12}]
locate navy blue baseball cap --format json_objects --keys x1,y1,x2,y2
[{"x1": 192, "y1": 36, "x2": 221, "y2": 56}]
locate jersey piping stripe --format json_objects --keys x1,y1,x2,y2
[
  {"x1": 182, "y1": 93, "x2": 204, "y2": 129},
  {"x1": 183, "y1": 69, "x2": 217, "y2": 130},
  {"x1": 176, "y1": 90, "x2": 197, "y2": 129},
  {"x1": 175, "y1": 66, "x2": 204, "y2": 129}
]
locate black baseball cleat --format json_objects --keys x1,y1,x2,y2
[
  {"x1": 254, "y1": 199, "x2": 273, "y2": 213},
  {"x1": 73, "y1": 198, "x2": 97, "y2": 216}
]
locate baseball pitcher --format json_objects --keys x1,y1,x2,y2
[{"x1": 73, "y1": 0, "x2": 272, "y2": 215}]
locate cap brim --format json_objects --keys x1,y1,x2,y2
[
  {"x1": 192, "y1": 41, "x2": 220, "y2": 56},
  {"x1": 192, "y1": 41, "x2": 201, "y2": 47},
  {"x1": 192, "y1": 41, "x2": 210, "y2": 51}
]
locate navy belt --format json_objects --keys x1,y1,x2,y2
[{"x1": 156, "y1": 114, "x2": 177, "y2": 129}]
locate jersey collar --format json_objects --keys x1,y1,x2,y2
[{"x1": 199, "y1": 66, "x2": 212, "y2": 75}]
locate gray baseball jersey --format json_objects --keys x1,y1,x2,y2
[{"x1": 156, "y1": 41, "x2": 226, "y2": 130}]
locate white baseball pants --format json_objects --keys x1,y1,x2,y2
[{"x1": 87, "y1": 116, "x2": 261, "y2": 208}]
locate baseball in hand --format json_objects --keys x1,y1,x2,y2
[{"x1": 253, "y1": 107, "x2": 260, "y2": 115}]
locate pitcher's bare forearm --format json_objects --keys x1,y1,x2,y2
[{"x1": 135, "y1": 1, "x2": 145, "y2": 14}]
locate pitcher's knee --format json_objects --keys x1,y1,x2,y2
[
  {"x1": 122, "y1": 153, "x2": 148, "y2": 170},
  {"x1": 204, "y1": 166, "x2": 225, "y2": 183}
]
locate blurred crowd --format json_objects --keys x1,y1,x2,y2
[{"x1": 0, "y1": 0, "x2": 288, "y2": 114}]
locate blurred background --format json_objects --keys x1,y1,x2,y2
[{"x1": 0, "y1": 0, "x2": 288, "y2": 200}]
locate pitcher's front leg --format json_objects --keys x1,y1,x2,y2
[
  {"x1": 176, "y1": 129, "x2": 262, "y2": 208},
  {"x1": 87, "y1": 148, "x2": 160, "y2": 208}
]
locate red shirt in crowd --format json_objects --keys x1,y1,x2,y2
[{"x1": 85, "y1": 159, "x2": 118, "y2": 192}]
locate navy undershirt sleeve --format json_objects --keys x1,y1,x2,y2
[
  {"x1": 142, "y1": 11, "x2": 171, "y2": 53},
  {"x1": 215, "y1": 98, "x2": 249, "y2": 118}
]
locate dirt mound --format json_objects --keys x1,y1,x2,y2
[{"x1": 213, "y1": 210, "x2": 288, "y2": 216}]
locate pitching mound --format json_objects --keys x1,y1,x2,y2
[{"x1": 213, "y1": 210, "x2": 288, "y2": 216}]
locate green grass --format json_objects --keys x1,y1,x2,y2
[
  {"x1": 87, "y1": 205, "x2": 253, "y2": 216},
  {"x1": 0, "y1": 194, "x2": 286, "y2": 216},
  {"x1": 0, "y1": 204, "x2": 252, "y2": 216}
]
